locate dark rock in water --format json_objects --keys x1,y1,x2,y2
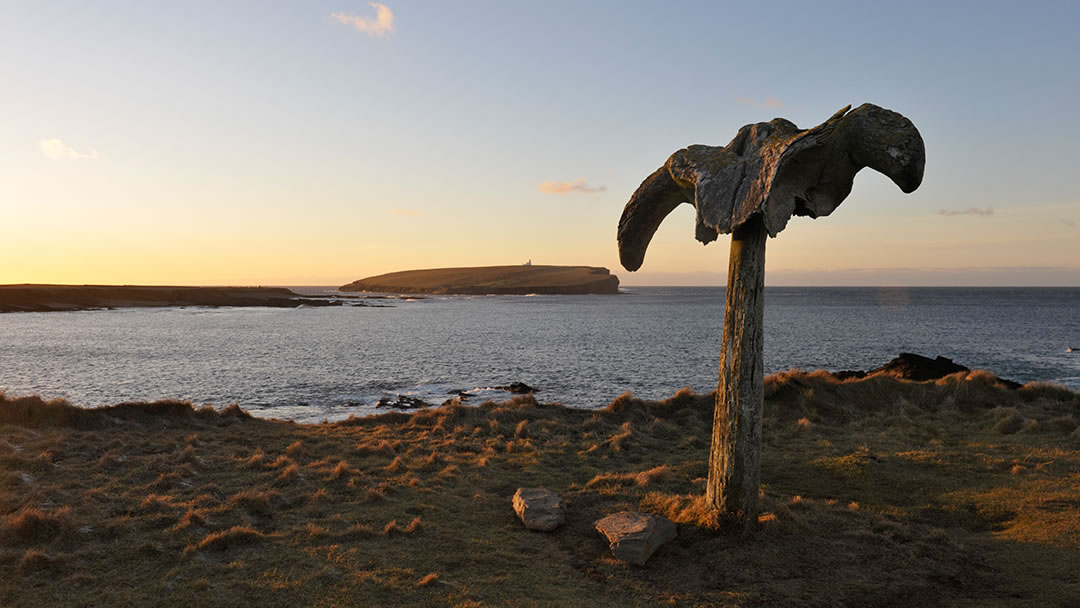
[
  {"x1": 832, "y1": 370, "x2": 867, "y2": 381},
  {"x1": 375, "y1": 395, "x2": 431, "y2": 409},
  {"x1": 496, "y1": 382, "x2": 538, "y2": 394},
  {"x1": 868, "y1": 353, "x2": 968, "y2": 381},
  {"x1": 441, "y1": 389, "x2": 476, "y2": 406}
]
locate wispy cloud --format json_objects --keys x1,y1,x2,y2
[
  {"x1": 938, "y1": 207, "x2": 993, "y2": 217},
  {"x1": 39, "y1": 138, "x2": 98, "y2": 160},
  {"x1": 387, "y1": 209, "x2": 419, "y2": 217},
  {"x1": 332, "y1": 3, "x2": 394, "y2": 35},
  {"x1": 537, "y1": 178, "x2": 606, "y2": 195},
  {"x1": 1060, "y1": 218, "x2": 1075, "y2": 227},
  {"x1": 736, "y1": 95, "x2": 785, "y2": 110}
]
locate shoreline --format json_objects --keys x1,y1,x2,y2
[
  {"x1": 0, "y1": 284, "x2": 361, "y2": 313},
  {"x1": 3, "y1": 353, "x2": 1054, "y2": 423}
]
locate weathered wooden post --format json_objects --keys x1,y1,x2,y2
[{"x1": 617, "y1": 104, "x2": 925, "y2": 523}]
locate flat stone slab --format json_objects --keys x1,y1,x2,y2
[
  {"x1": 513, "y1": 488, "x2": 565, "y2": 532},
  {"x1": 594, "y1": 511, "x2": 677, "y2": 565}
]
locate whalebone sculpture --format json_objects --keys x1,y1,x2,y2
[{"x1": 618, "y1": 103, "x2": 925, "y2": 523}]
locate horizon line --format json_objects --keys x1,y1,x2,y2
[{"x1": 4, "y1": 282, "x2": 1077, "y2": 290}]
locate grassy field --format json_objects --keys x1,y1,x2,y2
[{"x1": 2, "y1": 371, "x2": 1079, "y2": 607}]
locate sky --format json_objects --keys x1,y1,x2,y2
[{"x1": 2, "y1": 1, "x2": 1078, "y2": 286}]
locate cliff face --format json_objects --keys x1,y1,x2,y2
[{"x1": 340, "y1": 265, "x2": 620, "y2": 295}]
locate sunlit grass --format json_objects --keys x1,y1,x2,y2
[{"x1": 1, "y1": 373, "x2": 1079, "y2": 606}]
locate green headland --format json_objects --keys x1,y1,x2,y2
[{"x1": 340, "y1": 265, "x2": 620, "y2": 295}]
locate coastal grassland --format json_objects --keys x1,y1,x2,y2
[{"x1": 2, "y1": 373, "x2": 1079, "y2": 607}]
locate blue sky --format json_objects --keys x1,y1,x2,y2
[{"x1": 2, "y1": 1, "x2": 1078, "y2": 285}]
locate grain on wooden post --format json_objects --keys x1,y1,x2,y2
[{"x1": 706, "y1": 215, "x2": 766, "y2": 521}]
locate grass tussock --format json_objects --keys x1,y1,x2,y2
[
  {"x1": 383, "y1": 516, "x2": 424, "y2": 536},
  {"x1": 329, "y1": 459, "x2": 352, "y2": 479},
  {"x1": 416, "y1": 572, "x2": 440, "y2": 587},
  {"x1": 1, "y1": 375, "x2": 1079, "y2": 606},
  {"x1": 587, "y1": 465, "x2": 672, "y2": 488},
  {"x1": 1, "y1": 506, "x2": 75, "y2": 545},
  {"x1": 640, "y1": 492, "x2": 722, "y2": 530},
  {"x1": 173, "y1": 509, "x2": 208, "y2": 531},
  {"x1": 184, "y1": 526, "x2": 264, "y2": 555},
  {"x1": 16, "y1": 549, "x2": 61, "y2": 576},
  {"x1": 993, "y1": 408, "x2": 1030, "y2": 434},
  {"x1": 242, "y1": 448, "x2": 266, "y2": 468},
  {"x1": 276, "y1": 463, "x2": 300, "y2": 482},
  {"x1": 0, "y1": 392, "x2": 248, "y2": 430},
  {"x1": 1019, "y1": 381, "x2": 1080, "y2": 401},
  {"x1": 228, "y1": 489, "x2": 283, "y2": 517}
]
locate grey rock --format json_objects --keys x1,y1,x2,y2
[
  {"x1": 513, "y1": 488, "x2": 565, "y2": 532},
  {"x1": 594, "y1": 511, "x2": 677, "y2": 565}
]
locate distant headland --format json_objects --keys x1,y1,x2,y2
[
  {"x1": 340, "y1": 265, "x2": 620, "y2": 295},
  {"x1": 0, "y1": 285, "x2": 353, "y2": 313}
]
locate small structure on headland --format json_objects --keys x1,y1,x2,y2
[{"x1": 618, "y1": 103, "x2": 926, "y2": 525}]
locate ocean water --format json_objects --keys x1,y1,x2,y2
[{"x1": 1, "y1": 287, "x2": 1078, "y2": 423}]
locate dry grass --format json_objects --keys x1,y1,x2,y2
[
  {"x1": 1, "y1": 376, "x2": 1079, "y2": 606},
  {"x1": 16, "y1": 549, "x2": 62, "y2": 576},
  {"x1": 184, "y1": 526, "x2": 265, "y2": 555},
  {"x1": 586, "y1": 465, "x2": 673, "y2": 488},
  {"x1": 1, "y1": 506, "x2": 75, "y2": 545},
  {"x1": 228, "y1": 489, "x2": 283, "y2": 518},
  {"x1": 416, "y1": 572, "x2": 440, "y2": 587},
  {"x1": 0, "y1": 392, "x2": 247, "y2": 430}
]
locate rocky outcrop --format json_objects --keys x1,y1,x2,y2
[
  {"x1": 495, "y1": 382, "x2": 538, "y2": 395},
  {"x1": 868, "y1": 352, "x2": 968, "y2": 381},
  {"x1": 375, "y1": 395, "x2": 432, "y2": 409},
  {"x1": 594, "y1": 512, "x2": 676, "y2": 565},
  {"x1": 340, "y1": 265, "x2": 619, "y2": 295},
  {"x1": 833, "y1": 353, "x2": 1022, "y2": 388},
  {"x1": 512, "y1": 488, "x2": 565, "y2": 532}
]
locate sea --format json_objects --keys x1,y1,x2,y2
[{"x1": 1, "y1": 287, "x2": 1078, "y2": 423}]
